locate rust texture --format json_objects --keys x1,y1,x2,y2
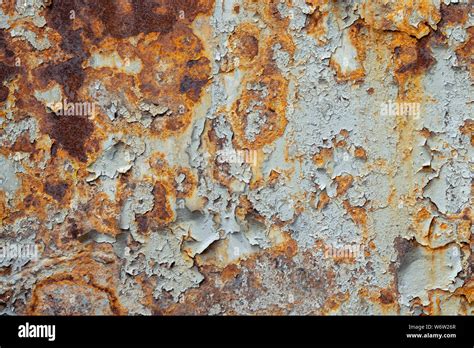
[{"x1": 0, "y1": 0, "x2": 472, "y2": 315}]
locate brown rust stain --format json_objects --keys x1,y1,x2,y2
[
  {"x1": 456, "y1": 27, "x2": 474, "y2": 77},
  {"x1": 152, "y1": 237, "x2": 349, "y2": 315},
  {"x1": 133, "y1": 181, "x2": 174, "y2": 235},
  {"x1": 227, "y1": 23, "x2": 260, "y2": 68},
  {"x1": 225, "y1": 5, "x2": 294, "y2": 150},
  {"x1": 76, "y1": 191, "x2": 121, "y2": 237},
  {"x1": 305, "y1": 2, "x2": 329, "y2": 46},
  {"x1": 0, "y1": 30, "x2": 19, "y2": 103},
  {"x1": 28, "y1": 273, "x2": 124, "y2": 315},
  {"x1": 27, "y1": 245, "x2": 124, "y2": 315},
  {"x1": 44, "y1": 181, "x2": 68, "y2": 202},
  {"x1": 460, "y1": 119, "x2": 474, "y2": 146},
  {"x1": 394, "y1": 35, "x2": 435, "y2": 78},
  {"x1": 44, "y1": 114, "x2": 95, "y2": 163},
  {"x1": 359, "y1": 0, "x2": 440, "y2": 39}
]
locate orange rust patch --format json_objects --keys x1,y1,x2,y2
[
  {"x1": 313, "y1": 147, "x2": 333, "y2": 167},
  {"x1": 354, "y1": 146, "x2": 367, "y2": 160},
  {"x1": 227, "y1": 23, "x2": 260, "y2": 67},
  {"x1": 339, "y1": 129, "x2": 350, "y2": 138},
  {"x1": 28, "y1": 273, "x2": 123, "y2": 315},
  {"x1": 81, "y1": 191, "x2": 121, "y2": 237},
  {"x1": 343, "y1": 200, "x2": 368, "y2": 227},
  {"x1": 416, "y1": 207, "x2": 432, "y2": 223},
  {"x1": 230, "y1": 74, "x2": 289, "y2": 150},
  {"x1": 221, "y1": 264, "x2": 240, "y2": 283},
  {"x1": 320, "y1": 292, "x2": 349, "y2": 314},
  {"x1": 271, "y1": 236, "x2": 299, "y2": 259},
  {"x1": 391, "y1": 32, "x2": 435, "y2": 92},
  {"x1": 359, "y1": 0, "x2": 440, "y2": 39},
  {"x1": 456, "y1": 27, "x2": 474, "y2": 77},
  {"x1": 138, "y1": 181, "x2": 174, "y2": 234},
  {"x1": 225, "y1": 9, "x2": 294, "y2": 150},
  {"x1": 27, "y1": 246, "x2": 124, "y2": 315},
  {"x1": 305, "y1": 5, "x2": 329, "y2": 46},
  {"x1": 335, "y1": 174, "x2": 353, "y2": 196},
  {"x1": 455, "y1": 279, "x2": 474, "y2": 304},
  {"x1": 317, "y1": 190, "x2": 330, "y2": 211}
]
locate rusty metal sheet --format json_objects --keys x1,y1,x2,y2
[{"x1": 0, "y1": 0, "x2": 472, "y2": 315}]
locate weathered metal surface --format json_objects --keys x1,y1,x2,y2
[{"x1": 0, "y1": 0, "x2": 472, "y2": 315}]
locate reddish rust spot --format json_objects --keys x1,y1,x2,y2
[
  {"x1": 40, "y1": 4, "x2": 87, "y2": 98},
  {"x1": 439, "y1": 3, "x2": 469, "y2": 27},
  {"x1": 9, "y1": 133, "x2": 36, "y2": 153},
  {"x1": 0, "y1": 266, "x2": 11, "y2": 277},
  {"x1": 0, "y1": 60, "x2": 18, "y2": 82},
  {"x1": 39, "y1": 58, "x2": 86, "y2": 100},
  {"x1": 235, "y1": 34, "x2": 259, "y2": 60},
  {"x1": 134, "y1": 181, "x2": 175, "y2": 232},
  {"x1": 45, "y1": 114, "x2": 94, "y2": 162},
  {"x1": 44, "y1": 181, "x2": 68, "y2": 201},
  {"x1": 67, "y1": 219, "x2": 84, "y2": 240},
  {"x1": 153, "y1": 182, "x2": 172, "y2": 222},
  {"x1": 395, "y1": 35, "x2": 435, "y2": 76},
  {"x1": 379, "y1": 289, "x2": 396, "y2": 304},
  {"x1": 179, "y1": 75, "x2": 208, "y2": 102},
  {"x1": 46, "y1": 0, "x2": 212, "y2": 41},
  {"x1": 0, "y1": 85, "x2": 8, "y2": 102},
  {"x1": 136, "y1": 215, "x2": 149, "y2": 234},
  {"x1": 23, "y1": 194, "x2": 37, "y2": 208},
  {"x1": 0, "y1": 58, "x2": 19, "y2": 102}
]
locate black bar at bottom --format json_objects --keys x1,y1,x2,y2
[{"x1": 0, "y1": 315, "x2": 472, "y2": 346}]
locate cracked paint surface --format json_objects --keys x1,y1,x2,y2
[{"x1": 0, "y1": 0, "x2": 472, "y2": 315}]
